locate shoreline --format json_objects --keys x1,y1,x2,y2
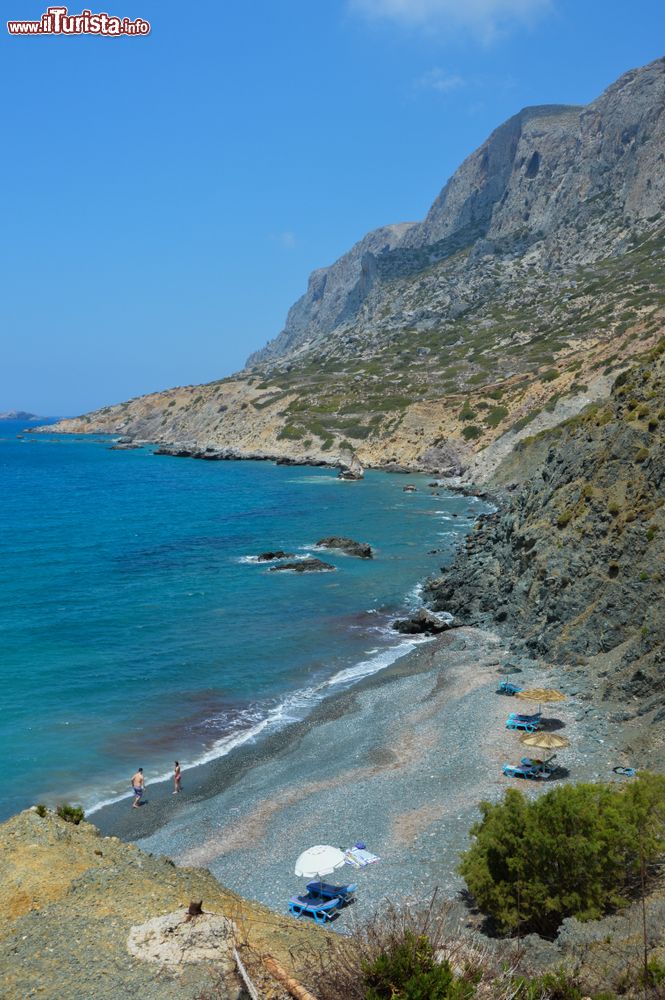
[{"x1": 28, "y1": 424, "x2": 500, "y2": 494}]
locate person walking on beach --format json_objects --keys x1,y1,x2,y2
[
  {"x1": 173, "y1": 760, "x2": 181, "y2": 794},
  {"x1": 131, "y1": 767, "x2": 145, "y2": 808}
]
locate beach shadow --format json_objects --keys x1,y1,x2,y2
[
  {"x1": 549, "y1": 767, "x2": 571, "y2": 781},
  {"x1": 540, "y1": 717, "x2": 565, "y2": 732}
]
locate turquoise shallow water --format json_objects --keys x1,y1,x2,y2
[{"x1": 0, "y1": 421, "x2": 483, "y2": 819}]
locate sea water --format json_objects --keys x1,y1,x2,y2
[{"x1": 0, "y1": 421, "x2": 484, "y2": 819}]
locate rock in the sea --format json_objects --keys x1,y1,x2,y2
[
  {"x1": 270, "y1": 558, "x2": 335, "y2": 573},
  {"x1": 257, "y1": 550, "x2": 295, "y2": 561},
  {"x1": 403, "y1": 485, "x2": 417, "y2": 493},
  {"x1": 338, "y1": 452, "x2": 364, "y2": 480},
  {"x1": 316, "y1": 536, "x2": 373, "y2": 559},
  {"x1": 392, "y1": 609, "x2": 452, "y2": 635}
]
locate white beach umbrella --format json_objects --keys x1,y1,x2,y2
[{"x1": 294, "y1": 845, "x2": 346, "y2": 880}]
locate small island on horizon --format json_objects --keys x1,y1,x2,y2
[{"x1": 0, "y1": 409, "x2": 44, "y2": 421}]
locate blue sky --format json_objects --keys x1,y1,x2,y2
[{"x1": 2, "y1": 1, "x2": 664, "y2": 414}]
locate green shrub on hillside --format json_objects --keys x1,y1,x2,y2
[
  {"x1": 459, "y1": 774, "x2": 665, "y2": 938},
  {"x1": 462, "y1": 425, "x2": 482, "y2": 441},
  {"x1": 362, "y1": 932, "x2": 474, "y2": 1000},
  {"x1": 484, "y1": 406, "x2": 508, "y2": 428},
  {"x1": 56, "y1": 803, "x2": 85, "y2": 825}
]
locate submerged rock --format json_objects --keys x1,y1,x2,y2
[
  {"x1": 316, "y1": 536, "x2": 373, "y2": 559},
  {"x1": 269, "y1": 558, "x2": 335, "y2": 573},
  {"x1": 392, "y1": 609, "x2": 452, "y2": 635}
]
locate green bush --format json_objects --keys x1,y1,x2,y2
[
  {"x1": 459, "y1": 405, "x2": 477, "y2": 422},
  {"x1": 542, "y1": 369, "x2": 560, "y2": 383},
  {"x1": 459, "y1": 774, "x2": 665, "y2": 937},
  {"x1": 362, "y1": 932, "x2": 474, "y2": 1000},
  {"x1": 484, "y1": 406, "x2": 508, "y2": 428},
  {"x1": 461, "y1": 425, "x2": 482, "y2": 441},
  {"x1": 56, "y1": 803, "x2": 85, "y2": 825},
  {"x1": 35, "y1": 804, "x2": 47, "y2": 818},
  {"x1": 635, "y1": 447, "x2": 649, "y2": 463},
  {"x1": 511, "y1": 969, "x2": 587, "y2": 1000}
]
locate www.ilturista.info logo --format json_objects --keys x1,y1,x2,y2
[{"x1": 7, "y1": 6, "x2": 150, "y2": 35}]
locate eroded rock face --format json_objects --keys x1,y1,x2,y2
[
  {"x1": 127, "y1": 909, "x2": 237, "y2": 970},
  {"x1": 316, "y1": 537, "x2": 373, "y2": 558}
]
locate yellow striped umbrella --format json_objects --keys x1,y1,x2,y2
[
  {"x1": 516, "y1": 688, "x2": 566, "y2": 703},
  {"x1": 520, "y1": 732, "x2": 570, "y2": 750}
]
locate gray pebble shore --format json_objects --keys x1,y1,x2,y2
[{"x1": 94, "y1": 625, "x2": 628, "y2": 931}]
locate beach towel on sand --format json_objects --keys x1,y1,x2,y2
[{"x1": 344, "y1": 847, "x2": 380, "y2": 867}]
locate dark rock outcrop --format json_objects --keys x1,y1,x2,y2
[
  {"x1": 316, "y1": 537, "x2": 373, "y2": 559},
  {"x1": 392, "y1": 609, "x2": 453, "y2": 635},
  {"x1": 269, "y1": 559, "x2": 335, "y2": 573},
  {"x1": 257, "y1": 550, "x2": 295, "y2": 561}
]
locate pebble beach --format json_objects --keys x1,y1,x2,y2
[{"x1": 94, "y1": 623, "x2": 626, "y2": 929}]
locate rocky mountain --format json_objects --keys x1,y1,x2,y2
[
  {"x1": 44, "y1": 57, "x2": 665, "y2": 478},
  {"x1": 426, "y1": 338, "x2": 665, "y2": 760}
]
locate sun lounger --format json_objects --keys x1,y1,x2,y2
[
  {"x1": 288, "y1": 892, "x2": 342, "y2": 923},
  {"x1": 506, "y1": 712, "x2": 542, "y2": 732},
  {"x1": 503, "y1": 761, "x2": 554, "y2": 780},
  {"x1": 497, "y1": 681, "x2": 522, "y2": 696},
  {"x1": 306, "y1": 881, "x2": 356, "y2": 902}
]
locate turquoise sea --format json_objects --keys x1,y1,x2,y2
[{"x1": 0, "y1": 421, "x2": 484, "y2": 820}]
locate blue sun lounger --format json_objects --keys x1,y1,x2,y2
[
  {"x1": 506, "y1": 711, "x2": 542, "y2": 732},
  {"x1": 288, "y1": 891, "x2": 342, "y2": 923},
  {"x1": 503, "y1": 756, "x2": 557, "y2": 780},
  {"x1": 497, "y1": 680, "x2": 522, "y2": 696},
  {"x1": 306, "y1": 881, "x2": 357, "y2": 903}
]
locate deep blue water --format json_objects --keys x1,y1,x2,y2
[{"x1": 0, "y1": 421, "x2": 483, "y2": 819}]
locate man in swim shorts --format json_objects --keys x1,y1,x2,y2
[{"x1": 131, "y1": 767, "x2": 144, "y2": 808}]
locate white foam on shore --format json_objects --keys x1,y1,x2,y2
[{"x1": 85, "y1": 634, "x2": 430, "y2": 816}]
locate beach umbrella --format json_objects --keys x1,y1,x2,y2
[
  {"x1": 294, "y1": 845, "x2": 346, "y2": 881},
  {"x1": 520, "y1": 731, "x2": 570, "y2": 750},
  {"x1": 515, "y1": 688, "x2": 566, "y2": 703}
]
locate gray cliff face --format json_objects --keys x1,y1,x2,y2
[
  {"x1": 246, "y1": 222, "x2": 417, "y2": 367},
  {"x1": 249, "y1": 58, "x2": 665, "y2": 369},
  {"x1": 425, "y1": 342, "x2": 665, "y2": 757}
]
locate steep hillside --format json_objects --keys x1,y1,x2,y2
[
  {"x1": 44, "y1": 58, "x2": 665, "y2": 476},
  {"x1": 0, "y1": 808, "x2": 324, "y2": 999},
  {"x1": 426, "y1": 339, "x2": 665, "y2": 759}
]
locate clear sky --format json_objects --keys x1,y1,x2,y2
[{"x1": 2, "y1": 0, "x2": 664, "y2": 415}]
